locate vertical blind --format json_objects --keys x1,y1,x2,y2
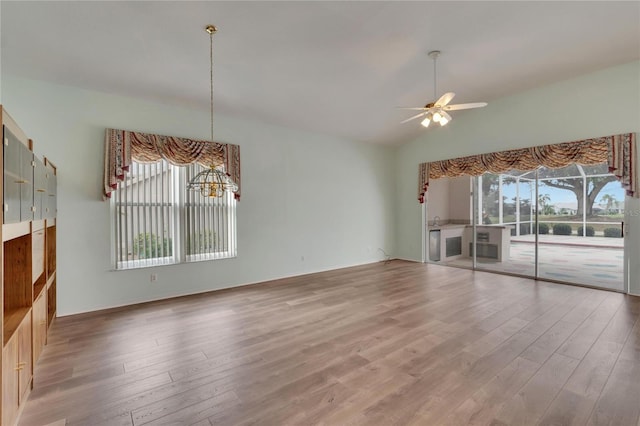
[
  {"x1": 185, "y1": 164, "x2": 237, "y2": 262},
  {"x1": 112, "y1": 161, "x2": 236, "y2": 270}
]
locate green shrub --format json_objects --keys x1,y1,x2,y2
[
  {"x1": 537, "y1": 223, "x2": 549, "y2": 234},
  {"x1": 577, "y1": 226, "x2": 595, "y2": 237},
  {"x1": 188, "y1": 229, "x2": 217, "y2": 254},
  {"x1": 519, "y1": 224, "x2": 530, "y2": 235},
  {"x1": 553, "y1": 223, "x2": 572, "y2": 235},
  {"x1": 133, "y1": 233, "x2": 173, "y2": 259},
  {"x1": 604, "y1": 227, "x2": 622, "y2": 238}
]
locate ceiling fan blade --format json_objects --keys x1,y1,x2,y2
[
  {"x1": 397, "y1": 107, "x2": 429, "y2": 110},
  {"x1": 441, "y1": 110, "x2": 452, "y2": 122},
  {"x1": 444, "y1": 102, "x2": 488, "y2": 111},
  {"x1": 400, "y1": 112, "x2": 425, "y2": 124},
  {"x1": 435, "y1": 92, "x2": 455, "y2": 107}
]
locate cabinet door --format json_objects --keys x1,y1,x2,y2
[
  {"x1": 3, "y1": 126, "x2": 22, "y2": 223},
  {"x1": 32, "y1": 228, "x2": 45, "y2": 282},
  {"x1": 46, "y1": 167, "x2": 57, "y2": 219},
  {"x1": 20, "y1": 147, "x2": 34, "y2": 222},
  {"x1": 33, "y1": 292, "x2": 48, "y2": 364},
  {"x1": 33, "y1": 156, "x2": 47, "y2": 221},
  {"x1": 18, "y1": 314, "x2": 33, "y2": 404},
  {"x1": 2, "y1": 335, "x2": 19, "y2": 426}
]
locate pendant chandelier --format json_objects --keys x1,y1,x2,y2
[{"x1": 187, "y1": 24, "x2": 238, "y2": 198}]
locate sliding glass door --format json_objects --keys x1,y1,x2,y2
[
  {"x1": 535, "y1": 163, "x2": 624, "y2": 290},
  {"x1": 476, "y1": 171, "x2": 536, "y2": 278},
  {"x1": 469, "y1": 162, "x2": 625, "y2": 291}
]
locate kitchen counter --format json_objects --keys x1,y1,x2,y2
[{"x1": 429, "y1": 224, "x2": 512, "y2": 262}]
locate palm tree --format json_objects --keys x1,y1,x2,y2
[
  {"x1": 600, "y1": 194, "x2": 617, "y2": 214},
  {"x1": 538, "y1": 193, "x2": 555, "y2": 215}
]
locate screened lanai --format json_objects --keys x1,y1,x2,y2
[
  {"x1": 478, "y1": 163, "x2": 624, "y2": 238},
  {"x1": 461, "y1": 162, "x2": 625, "y2": 291}
]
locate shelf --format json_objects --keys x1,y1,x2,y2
[
  {"x1": 46, "y1": 226, "x2": 56, "y2": 277},
  {"x1": 47, "y1": 278, "x2": 56, "y2": 327},
  {"x1": 46, "y1": 272, "x2": 56, "y2": 289},
  {"x1": 33, "y1": 279, "x2": 46, "y2": 302},
  {"x1": 2, "y1": 107, "x2": 57, "y2": 422},
  {"x1": 3, "y1": 307, "x2": 30, "y2": 346},
  {"x1": 4, "y1": 234, "x2": 33, "y2": 315},
  {"x1": 2, "y1": 222, "x2": 30, "y2": 242}
]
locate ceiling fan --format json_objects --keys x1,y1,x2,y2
[{"x1": 400, "y1": 50, "x2": 487, "y2": 128}]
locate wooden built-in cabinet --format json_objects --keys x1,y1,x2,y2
[
  {"x1": 3, "y1": 127, "x2": 33, "y2": 225},
  {"x1": 32, "y1": 158, "x2": 46, "y2": 222},
  {"x1": 2, "y1": 334, "x2": 18, "y2": 426},
  {"x1": 2, "y1": 314, "x2": 32, "y2": 426},
  {"x1": 31, "y1": 292, "x2": 46, "y2": 369},
  {"x1": 45, "y1": 160, "x2": 56, "y2": 221},
  {"x1": 1, "y1": 106, "x2": 57, "y2": 425}
]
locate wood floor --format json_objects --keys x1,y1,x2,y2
[{"x1": 19, "y1": 260, "x2": 640, "y2": 426}]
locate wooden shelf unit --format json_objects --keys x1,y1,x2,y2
[
  {"x1": 3, "y1": 234, "x2": 32, "y2": 348},
  {"x1": 45, "y1": 225, "x2": 56, "y2": 280},
  {"x1": 1, "y1": 106, "x2": 57, "y2": 426},
  {"x1": 46, "y1": 277, "x2": 56, "y2": 329}
]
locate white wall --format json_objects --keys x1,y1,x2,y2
[
  {"x1": 625, "y1": 147, "x2": 640, "y2": 295},
  {"x1": 424, "y1": 176, "x2": 472, "y2": 226},
  {"x1": 448, "y1": 176, "x2": 472, "y2": 223},
  {"x1": 396, "y1": 61, "x2": 640, "y2": 264},
  {"x1": 2, "y1": 76, "x2": 396, "y2": 315},
  {"x1": 425, "y1": 178, "x2": 449, "y2": 225}
]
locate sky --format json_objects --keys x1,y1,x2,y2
[{"x1": 499, "y1": 180, "x2": 625, "y2": 206}]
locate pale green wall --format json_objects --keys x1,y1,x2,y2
[
  {"x1": 2, "y1": 76, "x2": 396, "y2": 315},
  {"x1": 396, "y1": 61, "x2": 640, "y2": 264},
  {"x1": 3, "y1": 60, "x2": 639, "y2": 315}
]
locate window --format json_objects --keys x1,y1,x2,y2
[{"x1": 112, "y1": 161, "x2": 237, "y2": 270}]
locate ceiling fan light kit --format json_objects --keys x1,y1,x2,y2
[{"x1": 400, "y1": 50, "x2": 487, "y2": 128}]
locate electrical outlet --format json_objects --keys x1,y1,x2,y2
[{"x1": 150, "y1": 273, "x2": 158, "y2": 282}]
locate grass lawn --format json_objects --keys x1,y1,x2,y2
[{"x1": 487, "y1": 215, "x2": 623, "y2": 236}]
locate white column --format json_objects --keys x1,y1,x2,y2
[
  {"x1": 478, "y1": 175, "x2": 483, "y2": 224},
  {"x1": 582, "y1": 175, "x2": 587, "y2": 236},
  {"x1": 498, "y1": 175, "x2": 503, "y2": 224},
  {"x1": 625, "y1": 144, "x2": 640, "y2": 294},
  {"x1": 625, "y1": 195, "x2": 640, "y2": 295},
  {"x1": 515, "y1": 177, "x2": 520, "y2": 236}
]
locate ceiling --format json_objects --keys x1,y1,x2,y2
[{"x1": 2, "y1": 1, "x2": 639, "y2": 145}]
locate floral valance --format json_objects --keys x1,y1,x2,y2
[
  {"x1": 418, "y1": 133, "x2": 637, "y2": 203},
  {"x1": 104, "y1": 128, "x2": 241, "y2": 200}
]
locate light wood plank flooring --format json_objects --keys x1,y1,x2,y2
[{"x1": 19, "y1": 261, "x2": 640, "y2": 426}]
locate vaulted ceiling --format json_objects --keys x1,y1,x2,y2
[{"x1": 2, "y1": 1, "x2": 639, "y2": 145}]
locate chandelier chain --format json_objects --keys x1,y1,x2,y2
[
  {"x1": 187, "y1": 24, "x2": 238, "y2": 198},
  {"x1": 210, "y1": 28, "x2": 214, "y2": 142}
]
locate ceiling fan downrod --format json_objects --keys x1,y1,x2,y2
[{"x1": 428, "y1": 50, "x2": 441, "y2": 100}]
